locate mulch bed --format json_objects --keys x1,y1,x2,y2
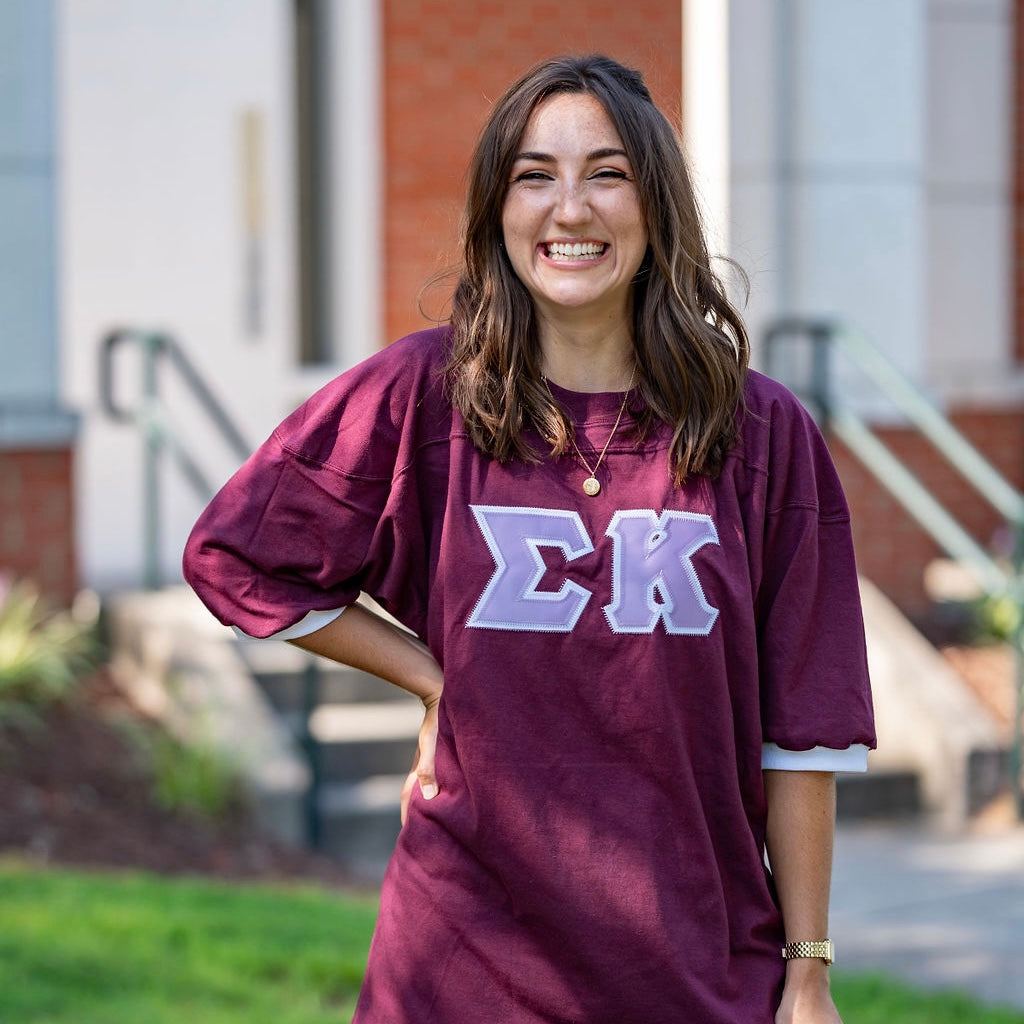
[{"x1": 0, "y1": 669, "x2": 355, "y2": 887}]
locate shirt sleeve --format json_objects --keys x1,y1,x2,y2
[
  {"x1": 753, "y1": 387, "x2": 876, "y2": 761},
  {"x1": 182, "y1": 330, "x2": 450, "y2": 641}
]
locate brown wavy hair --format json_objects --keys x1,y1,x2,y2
[{"x1": 445, "y1": 53, "x2": 749, "y2": 483}]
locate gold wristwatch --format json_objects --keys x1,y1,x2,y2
[{"x1": 781, "y1": 940, "x2": 834, "y2": 965}]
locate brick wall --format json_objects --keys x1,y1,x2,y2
[
  {"x1": 381, "y1": 0, "x2": 682, "y2": 343},
  {"x1": 0, "y1": 447, "x2": 77, "y2": 606},
  {"x1": 831, "y1": 406, "x2": 1024, "y2": 618}
]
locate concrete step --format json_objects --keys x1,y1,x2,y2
[
  {"x1": 317, "y1": 775, "x2": 406, "y2": 883},
  {"x1": 105, "y1": 587, "x2": 311, "y2": 846},
  {"x1": 319, "y1": 773, "x2": 408, "y2": 816},
  {"x1": 859, "y1": 578, "x2": 1007, "y2": 826},
  {"x1": 836, "y1": 770, "x2": 922, "y2": 820},
  {"x1": 309, "y1": 700, "x2": 423, "y2": 742},
  {"x1": 235, "y1": 640, "x2": 413, "y2": 708},
  {"x1": 304, "y1": 701, "x2": 421, "y2": 781},
  {"x1": 233, "y1": 635, "x2": 421, "y2": 874}
]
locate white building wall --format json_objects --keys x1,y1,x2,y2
[
  {"x1": 59, "y1": 0, "x2": 380, "y2": 591},
  {"x1": 727, "y1": 0, "x2": 929, "y2": 387},
  {"x1": 715, "y1": 0, "x2": 1017, "y2": 411}
]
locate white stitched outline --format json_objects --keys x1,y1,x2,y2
[
  {"x1": 466, "y1": 505, "x2": 594, "y2": 632},
  {"x1": 603, "y1": 509, "x2": 720, "y2": 635}
]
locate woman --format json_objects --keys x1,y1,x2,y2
[{"x1": 184, "y1": 54, "x2": 874, "y2": 1024}]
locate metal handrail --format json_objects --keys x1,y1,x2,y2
[
  {"x1": 99, "y1": 328, "x2": 329, "y2": 848},
  {"x1": 828, "y1": 409, "x2": 1010, "y2": 596},
  {"x1": 764, "y1": 317, "x2": 1024, "y2": 819},
  {"x1": 99, "y1": 328, "x2": 252, "y2": 588},
  {"x1": 766, "y1": 319, "x2": 1024, "y2": 531}
]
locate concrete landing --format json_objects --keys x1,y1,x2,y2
[{"x1": 831, "y1": 823, "x2": 1024, "y2": 1011}]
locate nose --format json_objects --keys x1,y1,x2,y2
[{"x1": 553, "y1": 181, "x2": 590, "y2": 225}]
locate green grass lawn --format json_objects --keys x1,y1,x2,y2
[
  {"x1": 1, "y1": 858, "x2": 1021, "y2": 1024},
  {"x1": 0, "y1": 859, "x2": 377, "y2": 1023},
  {"x1": 833, "y1": 974, "x2": 1024, "y2": 1024}
]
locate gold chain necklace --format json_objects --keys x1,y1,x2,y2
[{"x1": 543, "y1": 366, "x2": 636, "y2": 497}]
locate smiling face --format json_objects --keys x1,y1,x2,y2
[{"x1": 500, "y1": 91, "x2": 649, "y2": 333}]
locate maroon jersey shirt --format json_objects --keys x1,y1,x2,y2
[{"x1": 184, "y1": 326, "x2": 875, "y2": 1023}]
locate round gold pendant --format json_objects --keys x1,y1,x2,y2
[{"x1": 582, "y1": 476, "x2": 601, "y2": 497}]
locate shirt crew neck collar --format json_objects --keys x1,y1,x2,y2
[{"x1": 544, "y1": 376, "x2": 640, "y2": 423}]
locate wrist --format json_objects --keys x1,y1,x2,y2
[
  {"x1": 784, "y1": 956, "x2": 830, "y2": 979},
  {"x1": 782, "y1": 957, "x2": 832, "y2": 1003}
]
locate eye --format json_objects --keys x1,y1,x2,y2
[
  {"x1": 591, "y1": 168, "x2": 630, "y2": 181},
  {"x1": 512, "y1": 170, "x2": 554, "y2": 183},
  {"x1": 509, "y1": 166, "x2": 552, "y2": 183}
]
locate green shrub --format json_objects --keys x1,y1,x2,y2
[
  {"x1": 114, "y1": 715, "x2": 245, "y2": 821},
  {"x1": 977, "y1": 592, "x2": 1023, "y2": 644},
  {"x1": 148, "y1": 731, "x2": 244, "y2": 820},
  {"x1": 0, "y1": 576, "x2": 93, "y2": 728}
]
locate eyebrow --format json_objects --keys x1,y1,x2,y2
[{"x1": 512, "y1": 147, "x2": 629, "y2": 163}]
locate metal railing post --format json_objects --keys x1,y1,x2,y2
[
  {"x1": 809, "y1": 322, "x2": 833, "y2": 422},
  {"x1": 141, "y1": 333, "x2": 163, "y2": 590},
  {"x1": 99, "y1": 327, "x2": 253, "y2": 589},
  {"x1": 1013, "y1": 531, "x2": 1024, "y2": 820},
  {"x1": 300, "y1": 655, "x2": 323, "y2": 848}
]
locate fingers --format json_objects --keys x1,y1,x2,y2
[
  {"x1": 400, "y1": 699, "x2": 440, "y2": 825},
  {"x1": 415, "y1": 700, "x2": 440, "y2": 800},
  {"x1": 400, "y1": 769, "x2": 417, "y2": 826}
]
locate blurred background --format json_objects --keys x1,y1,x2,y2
[
  {"x1": 1, "y1": 0, "x2": 1016, "y2": 606},
  {"x1": 2, "y1": 0, "x2": 1023, "y2": 1014}
]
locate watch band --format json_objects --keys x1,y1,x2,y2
[{"x1": 781, "y1": 939, "x2": 834, "y2": 965}]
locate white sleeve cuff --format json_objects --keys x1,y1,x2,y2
[
  {"x1": 761, "y1": 743, "x2": 870, "y2": 773},
  {"x1": 231, "y1": 605, "x2": 347, "y2": 642}
]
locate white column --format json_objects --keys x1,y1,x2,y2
[
  {"x1": 682, "y1": 0, "x2": 731, "y2": 260},
  {"x1": 328, "y1": 0, "x2": 382, "y2": 369},
  {"x1": 729, "y1": 0, "x2": 930, "y2": 400},
  {"x1": 925, "y1": 0, "x2": 1016, "y2": 404}
]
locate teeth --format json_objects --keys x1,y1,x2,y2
[{"x1": 546, "y1": 241, "x2": 605, "y2": 261}]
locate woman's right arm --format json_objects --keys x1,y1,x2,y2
[{"x1": 288, "y1": 602, "x2": 444, "y2": 822}]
